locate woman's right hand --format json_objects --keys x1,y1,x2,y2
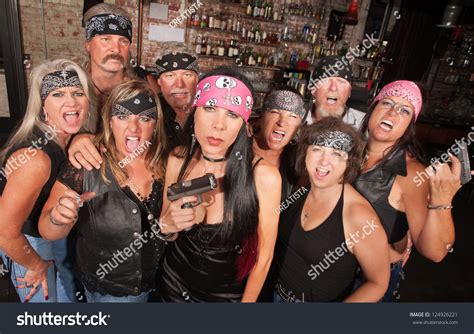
[
  {"x1": 49, "y1": 189, "x2": 96, "y2": 226},
  {"x1": 68, "y1": 134, "x2": 102, "y2": 170},
  {"x1": 160, "y1": 196, "x2": 203, "y2": 233},
  {"x1": 16, "y1": 259, "x2": 53, "y2": 302}
]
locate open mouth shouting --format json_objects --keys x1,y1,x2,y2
[
  {"x1": 379, "y1": 119, "x2": 394, "y2": 131},
  {"x1": 125, "y1": 135, "x2": 141, "y2": 153},
  {"x1": 271, "y1": 130, "x2": 286, "y2": 142},
  {"x1": 315, "y1": 167, "x2": 330, "y2": 178},
  {"x1": 62, "y1": 111, "x2": 81, "y2": 127},
  {"x1": 326, "y1": 96, "x2": 338, "y2": 105}
]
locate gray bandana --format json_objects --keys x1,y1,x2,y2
[
  {"x1": 111, "y1": 93, "x2": 157, "y2": 120},
  {"x1": 40, "y1": 70, "x2": 82, "y2": 101},
  {"x1": 263, "y1": 90, "x2": 305, "y2": 118},
  {"x1": 313, "y1": 130, "x2": 353, "y2": 153}
]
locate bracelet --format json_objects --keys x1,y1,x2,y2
[
  {"x1": 49, "y1": 214, "x2": 67, "y2": 227},
  {"x1": 156, "y1": 229, "x2": 178, "y2": 242},
  {"x1": 427, "y1": 204, "x2": 453, "y2": 210}
]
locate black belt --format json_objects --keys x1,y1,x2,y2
[{"x1": 275, "y1": 282, "x2": 303, "y2": 303}]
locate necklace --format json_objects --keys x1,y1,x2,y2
[
  {"x1": 202, "y1": 154, "x2": 227, "y2": 163},
  {"x1": 128, "y1": 175, "x2": 156, "y2": 222},
  {"x1": 92, "y1": 81, "x2": 110, "y2": 97}
]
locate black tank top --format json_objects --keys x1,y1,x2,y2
[
  {"x1": 0, "y1": 127, "x2": 67, "y2": 237},
  {"x1": 275, "y1": 186, "x2": 358, "y2": 302},
  {"x1": 157, "y1": 157, "x2": 264, "y2": 302},
  {"x1": 353, "y1": 149, "x2": 409, "y2": 244}
]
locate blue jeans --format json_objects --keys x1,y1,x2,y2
[
  {"x1": 382, "y1": 260, "x2": 404, "y2": 302},
  {"x1": 352, "y1": 260, "x2": 405, "y2": 302},
  {"x1": 84, "y1": 288, "x2": 150, "y2": 303},
  {"x1": 0, "y1": 234, "x2": 76, "y2": 303}
]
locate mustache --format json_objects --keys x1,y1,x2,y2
[{"x1": 102, "y1": 54, "x2": 125, "y2": 64}]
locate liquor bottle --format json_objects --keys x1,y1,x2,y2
[
  {"x1": 233, "y1": 40, "x2": 240, "y2": 57},
  {"x1": 273, "y1": 5, "x2": 279, "y2": 20},
  {"x1": 260, "y1": 1, "x2": 266, "y2": 18},
  {"x1": 227, "y1": 16, "x2": 233, "y2": 31},
  {"x1": 195, "y1": 34, "x2": 202, "y2": 55},
  {"x1": 186, "y1": 13, "x2": 193, "y2": 26},
  {"x1": 206, "y1": 38, "x2": 212, "y2": 55},
  {"x1": 255, "y1": 24, "x2": 261, "y2": 43},
  {"x1": 218, "y1": 40, "x2": 225, "y2": 57},
  {"x1": 214, "y1": 13, "x2": 221, "y2": 30},
  {"x1": 253, "y1": 0, "x2": 260, "y2": 17},
  {"x1": 201, "y1": 35, "x2": 207, "y2": 55},
  {"x1": 262, "y1": 30, "x2": 267, "y2": 43},
  {"x1": 232, "y1": 15, "x2": 238, "y2": 31},
  {"x1": 220, "y1": 14, "x2": 227, "y2": 30},
  {"x1": 201, "y1": 13, "x2": 208, "y2": 28},
  {"x1": 208, "y1": 10, "x2": 215, "y2": 29},
  {"x1": 212, "y1": 39, "x2": 219, "y2": 56},
  {"x1": 257, "y1": 52, "x2": 263, "y2": 66},
  {"x1": 193, "y1": 11, "x2": 200, "y2": 27},
  {"x1": 241, "y1": 24, "x2": 247, "y2": 40},
  {"x1": 236, "y1": 16, "x2": 241, "y2": 32},
  {"x1": 246, "y1": 1, "x2": 253, "y2": 16},
  {"x1": 228, "y1": 39, "x2": 234, "y2": 57}
]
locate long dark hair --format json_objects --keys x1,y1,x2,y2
[
  {"x1": 360, "y1": 100, "x2": 426, "y2": 166},
  {"x1": 174, "y1": 66, "x2": 259, "y2": 280}
]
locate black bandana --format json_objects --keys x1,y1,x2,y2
[
  {"x1": 40, "y1": 70, "x2": 82, "y2": 101},
  {"x1": 85, "y1": 14, "x2": 132, "y2": 42},
  {"x1": 155, "y1": 52, "x2": 199, "y2": 77},
  {"x1": 313, "y1": 130, "x2": 353, "y2": 153},
  {"x1": 111, "y1": 93, "x2": 157, "y2": 120},
  {"x1": 263, "y1": 89, "x2": 305, "y2": 118},
  {"x1": 311, "y1": 56, "x2": 353, "y2": 86}
]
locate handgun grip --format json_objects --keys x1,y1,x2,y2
[{"x1": 180, "y1": 194, "x2": 203, "y2": 209}]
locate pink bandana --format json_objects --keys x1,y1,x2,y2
[
  {"x1": 374, "y1": 80, "x2": 423, "y2": 120},
  {"x1": 192, "y1": 75, "x2": 254, "y2": 123}
]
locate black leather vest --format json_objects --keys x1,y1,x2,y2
[
  {"x1": 353, "y1": 149, "x2": 410, "y2": 244},
  {"x1": 76, "y1": 164, "x2": 165, "y2": 296}
]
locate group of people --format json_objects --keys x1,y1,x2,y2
[{"x1": 0, "y1": 3, "x2": 464, "y2": 303}]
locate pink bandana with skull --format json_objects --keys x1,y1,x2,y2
[
  {"x1": 192, "y1": 75, "x2": 254, "y2": 123},
  {"x1": 374, "y1": 80, "x2": 423, "y2": 120}
]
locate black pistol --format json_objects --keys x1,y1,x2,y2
[
  {"x1": 167, "y1": 173, "x2": 218, "y2": 208},
  {"x1": 456, "y1": 143, "x2": 472, "y2": 185}
]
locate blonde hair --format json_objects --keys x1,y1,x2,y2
[
  {"x1": 95, "y1": 80, "x2": 167, "y2": 185},
  {"x1": 0, "y1": 59, "x2": 93, "y2": 163}
]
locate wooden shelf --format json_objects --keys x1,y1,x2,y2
[{"x1": 186, "y1": 25, "x2": 240, "y2": 36}]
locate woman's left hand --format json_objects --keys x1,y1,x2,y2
[{"x1": 427, "y1": 154, "x2": 461, "y2": 206}]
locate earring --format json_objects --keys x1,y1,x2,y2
[
  {"x1": 43, "y1": 108, "x2": 49, "y2": 122},
  {"x1": 190, "y1": 132, "x2": 197, "y2": 154}
]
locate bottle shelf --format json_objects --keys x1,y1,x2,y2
[{"x1": 186, "y1": 25, "x2": 241, "y2": 36}]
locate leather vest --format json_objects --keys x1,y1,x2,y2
[
  {"x1": 76, "y1": 164, "x2": 165, "y2": 296},
  {"x1": 353, "y1": 149, "x2": 410, "y2": 244}
]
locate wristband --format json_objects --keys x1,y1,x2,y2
[{"x1": 427, "y1": 204, "x2": 453, "y2": 210}]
